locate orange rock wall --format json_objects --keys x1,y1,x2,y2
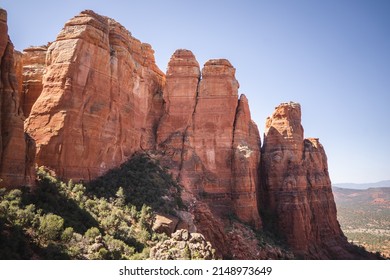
[{"x1": 25, "y1": 10, "x2": 164, "y2": 181}]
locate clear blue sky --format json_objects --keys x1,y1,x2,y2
[{"x1": 2, "y1": 0, "x2": 389, "y2": 183}]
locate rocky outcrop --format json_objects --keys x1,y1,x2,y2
[
  {"x1": 25, "y1": 10, "x2": 164, "y2": 181},
  {"x1": 20, "y1": 45, "x2": 47, "y2": 117},
  {"x1": 0, "y1": 9, "x2": 35, "y2": 188},
  {"x1": 150, "y1": 229, "x2": 216, "y2": 260},
  {"x1": 157, "y1": 52, "x2": 262, "y2": 228},
  {"x1": 189, "y1": 199, "x2": 292, "y2": 259},
  {"x1": 260, "y1": 102, "x2": 359, "y2": 259}
]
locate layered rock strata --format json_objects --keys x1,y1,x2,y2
[
  {"x1": 260, "y1": 102, "x2": 356, "y2": 258},
  {"x1": 157, "y1": 51, "x2": 261, "y2": 228},
  {"x1": 25, "y1": 10, "x2": 164, "y2": 181},
  {"x1": 0, "y1": 9, "x2": 35, "y2": 188}
]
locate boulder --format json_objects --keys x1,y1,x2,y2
[{"x1": 152, "y1": 213, "x2": 179, "y2": 236}]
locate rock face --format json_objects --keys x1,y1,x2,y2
[
  {"x1": 0, "y1": 9, "x2": 35, "y2": 188},
  {"x1": 20, "y1": 46, "x2": 48, "y2": 117},
  {"x1": 260, "y1": 102, "x2": 356, "y2": 258},
  {"x1": 13, "y1": 50, "x2": 23, "y2": 96},
  {"x1": 157, "y1": 51, "x2": 261, "y2": 228},
  {"x1": 25, "y1": 10, "x2": 164, "y2": 181}
]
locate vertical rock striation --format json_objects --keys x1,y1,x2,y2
[
  {"x1": 20, "y1": 45, "x2": 48, "y2": 117},
  {"x1": 25, "y1": 10, "x2": 164, "y2": 181},
  {"x1": 0, "y1": 9, "x2": 35, "y2": 188},
  {"x1": 260, "y1": 102, "x2": 356, "y2": 258}
]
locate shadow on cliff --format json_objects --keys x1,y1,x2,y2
[
  {"x1": 86, "y1": 152, "x2": 184, "y2": 214},
  {"x1": 0, "y1": 223, "x2": 35, "y2": 259},
  {"x1": 28, "y1": 177, "x2": 99, "y2": 234}
]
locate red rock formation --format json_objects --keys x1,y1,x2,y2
[
  {"x1": 9, "y1": 9, "x2": 374, "y2": 259},
  {"x1": 25, "y1": 10, "x2": 164, "y2": 181},
  {"x1": 260, "y1": 102, "x2": 357, "y2": 258},
  {"x1": 20, "y1": 46, "x2": 47, "y2": 117},
  {"x1": 0, "y1": 9, "x2": 35, "y2": 188},
  {"x1": 158, "y1": 53, "x2": 262, "y2": 228},
  {"x1": 190, "y1": 59, "x2": 239, "y2": 213}
]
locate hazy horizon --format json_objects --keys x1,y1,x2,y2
[
  {"x1": 2, "y1": 0, "x2": 389, "y2": 184},
  {"x1": 333, "y1": 180, "x2": 390, "y2": 190}
]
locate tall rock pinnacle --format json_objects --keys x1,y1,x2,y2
[
  {"x1": 261, "y1": 102, "x2": 358, "y2": 258},
  {"x1": 158, "y1": 53, "x2": 262, "y2": 229}
]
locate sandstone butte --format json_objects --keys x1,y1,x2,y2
[
  {"x1": 25, "y1": 10, "x2": 165, "y2": 181},
  {"x1": 0, "y1": 9, "x2": 35, "y2": 188},
  {"x1": 1, "y1": 9, "x2": 376, "y2": 259}
]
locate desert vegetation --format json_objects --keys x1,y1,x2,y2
[{"x1": 0, "y1": 153, "x2": 183, "y2": 259}]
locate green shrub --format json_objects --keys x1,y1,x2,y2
[
  {"x1": 85, "y1": 227, "x2": 101, "y2": 243},
  {"x1": 39, "y1": 214, "x2": 64, "y2": 241},
  {"x1": 61, "y1": 227, "x2": 74, "y2": 242}
]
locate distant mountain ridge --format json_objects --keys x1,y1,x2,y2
[{"x1": 333, "y1": 180, "x2": 390, "y2": 190}]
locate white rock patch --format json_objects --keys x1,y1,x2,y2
[{"x1": 237, "y1": 144, "x2": 253, "y2": 158}]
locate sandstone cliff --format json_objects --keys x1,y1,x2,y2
[
  {"x1": 25, "y1": 10, "x2": 164, "y2": 181},
  {"x1": 0, "y1": 9, "x2": 35, "y2": 188},
  {"x1": 260, "y1": 102, "x2": 361, "y2": 259},
  {"x1": 157, "y1": 51, "x2": 262, "y2": 229}
]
